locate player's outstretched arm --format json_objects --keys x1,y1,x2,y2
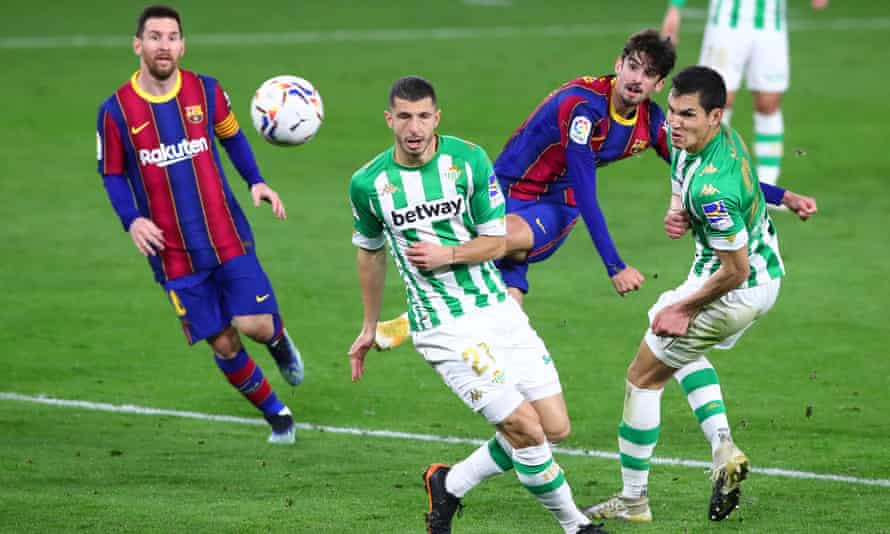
[
  {"x1": 349, "y1": 246, "x2": 387, "y2": 382},
  {"x1": 250, "y1": 183, "x2": 286, "y2": 220},
  {"x1": 812, "y1": 0, "x2": 828, "y2": 10}
]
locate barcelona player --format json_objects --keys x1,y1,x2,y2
[{"x1": 96, "y1": 5, "x2": 303, "y2": 443}]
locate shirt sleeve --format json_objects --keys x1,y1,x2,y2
[
  {"x1": 564, "y1": 107, "x2": 626, "y2": 277},
  {"x1": 468, "y1": 145, "x2": 506, "y2": 236},
  {"x1": 97, "y1": 103, "x2": 124, "y2": 176},
  {"x1": 650, "y1": 104, "x2": 671, "y2": 164},
  {"x1": 350, "y1": 176, "x2": 386, "y2": 250},
  {"x1": 213, "y1": 81, "x2": 240, "y2": 140},
  {"x1": 694, "y1": 194, "x2": 748, "y2": 251}
]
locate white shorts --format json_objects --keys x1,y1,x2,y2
[
  {"x1": 644, "y1": 277, "x2": 781, "y2": 369},
  {"x1": 412, "y1": 298, "x2": 562, "y2": 424},
  {"x1": 699, "y1": 26, "x2": 789, "y2": 93}
]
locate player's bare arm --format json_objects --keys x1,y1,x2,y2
[
  {"x1": 405, "y1": 235, "x2": 506, "y2": 271},
  {"x1": 250, "y1": 182, "x2": 286, "y2": 220},
  {"x1": 661, "y1": 5, "x2": 682, "y2": 44},
  {"x1": 652, "y1": 247, "x2": 749, "y2": 337},
  {"x1": 128, "y1": 217, "x2": 165, "y2": 257},
  {"x1": 349, "y1": 246, "x2": 387, "y2": 381}
]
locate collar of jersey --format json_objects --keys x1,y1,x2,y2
[
  {"x1": 609, "y1": 78, "x2": 637, "y2": 127},
  {"x1": 130, "y1": 70, "x2": 182, "y2": 103}
]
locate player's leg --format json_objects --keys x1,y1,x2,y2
[
  {"x1": 674, "y1": 357, "x2": 732, "y2": 454},
  {"x1": 164, "y1": 275, "x2": 294, "y2": 443},
  {"x1": 224, "y1": 253, "x2": 304, "y2": 386},
  {"x1": 416, "y1": 304, "x2": 596, "y2": 533},
  {"x1": 208, "y1": 324, "x2": 295, "y2": 444},
  {"x1": 749, "y1": 29, "x2": 789, "y2": 186},
  {"x1": 442, "y1": 298, "x2": 569, "y2": 500},
  {"x1": 698, "y1": 25, "x2": 749, "y2": 126}
]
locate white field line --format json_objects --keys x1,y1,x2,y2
[
  {"x1": 2, "y1": 18, "x2": 889, "y2": 49},
  {"x1": 2, "y1": 392, "x2": 888, "y2": 488}
]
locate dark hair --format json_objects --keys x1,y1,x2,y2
[
  {"x1": 671, "y1": 66, "x2": 727, "y2": 113},
  {"x1": 621, "y1": 29, "x2": 676, "y2": 79},
  {"x1": 389, "y1": 76, "x2": 437, "y2": 108},
  {"x1": 136, "y1": 5, "x2": 182, "y2": 37}
]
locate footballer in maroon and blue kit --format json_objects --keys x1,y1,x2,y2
[
  {"x1": 96, "y1": 6, "x2": 303, "y2": 443},
  {"x1": 493, "y1": 35, "x2": 788, "y2": 296}
]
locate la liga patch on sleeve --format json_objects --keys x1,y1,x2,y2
[
  {"x1": 569, "y1": 116, "x2": 592, "y2": 144},
  {"x1": 702, "y1": 200, "x2": 733, "y2": 231}
]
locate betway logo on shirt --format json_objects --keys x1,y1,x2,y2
[
  {"x1": 139, "y1": 137, "x2": 209, "y2": 168},
  {"x1": 391, "y1": 197, "x2": 464, "y2": 227}
]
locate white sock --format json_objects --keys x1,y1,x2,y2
[
  {"x1": 445, "y1": 433, "x2": 513, "y2": 498},
  {"x1": 674, "y1": 357, "x2": 730, "y2": 453},
  {"x1": 754, "y1": 110, "x2": 784, "y2": 186},
  {"x1": 513, "y1": 443, "x2": 590, "y2": 533},
  {"x1": 618, "y1": 381, "x2": 663, "y2": 499}
]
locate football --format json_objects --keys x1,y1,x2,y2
[{"x1": 250, "y1": 75, "x2": 324, "y2": 146}]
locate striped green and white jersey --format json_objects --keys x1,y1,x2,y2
[
  {"x1": 350, "y1": 135, "x2": 508, "y2": 331},
  {"x1": 669, "y1": 124, "x2": 785, "y2": 288},
  {"x1": 672, "y1": 0, "x2": 787, "y2": 31}
]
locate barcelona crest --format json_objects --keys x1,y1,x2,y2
[{"x1": 185, "y1": 105, "x2": 204, "y2": 124}]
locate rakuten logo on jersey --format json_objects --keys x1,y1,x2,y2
[
  {"x1": 391, "y1": 197, "x2": 464, "y2": 228},
  {"x1": 139, "y1": 137, "x2": 209, "y2": 168}
]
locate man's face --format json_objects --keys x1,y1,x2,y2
[
  {"x1": 666, "y1": 90, "x2": 722, "y2": 152},
  {"x1": 614, "y1": 52, "x2": 665, "y2": 106},
  {"x1": 133, "y1": 17, "x2": 184, "y2": 81},
  {"x1": 385, "y1": 96, "x2": 440, "y2": 162}
]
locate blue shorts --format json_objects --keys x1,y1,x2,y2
[
  {"x1": 162, "y1": 253, "x2": 279, "y2": 345},
  {"x1": 497, "y1": 195, "x2": 579, "y2": 294}
]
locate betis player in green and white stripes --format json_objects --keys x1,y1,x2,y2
[
  {"x1": 662, "y1": 0, "x2": 829, "y2": 187},
  {"x1": 348, "y1": 76, "x2": 605, "y2": 534},
  {"x1": 584, "y1": 66, "x2": 816, "y2": 523}
]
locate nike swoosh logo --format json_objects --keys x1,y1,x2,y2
[
  {"x1": 255, "y1": 294, "x2": 271, "y2": 303},
  {"x1": 131, "y1": 122, "x2": 150, "y2": 135}
]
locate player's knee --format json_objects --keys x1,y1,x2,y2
[
  {"x1": 235, "y1": 314, "x2": 274, "y2": 342},
  {"x1": 208, "y1": 326, "x2": 242, "y2": 358},
  {"x1": 545, "y1": 419, "x2": 571, "y2": 444},
  {"x1": 499, "y1": 404, "x2": 546, "y2": 448}
]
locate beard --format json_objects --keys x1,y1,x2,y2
[{"x1": 146, "y1": 57, "x2": 177, "y2": 80}]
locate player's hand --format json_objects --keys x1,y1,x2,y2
[
  {"x1": 661, "y1": 6, "x2": 681, "y2": 44},
  {"x1": 128, "y1": 217, "x2": 165, "y2": 257},
  {"x1": 348, "y1": 328, "x2": 376, "y2": 382},
  {"x1": 664, "y1": 208, "x2": 691, "y2": 239},
  {"x1": 811, "y1": 0, "x2": 828, "y2": 10},
  {"x1": 250, "y1": 183, "x2": 287, "y2": 220},
  {"x1": 651, "y1": 304, "x2": 692, "y2": 337},
  {"x1": 611, "y1": 266, "x2": 645, "y2": 296},
  {"x1": 405, "y1": 241, "x2": 452, "y2": 271},
  {"x1": 782, "y1": 191, "x2": 818, "y2": 221}
]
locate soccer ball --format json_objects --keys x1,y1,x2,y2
[{"x1": 250, "y1": 75, "x2": 324, "y2": 146}]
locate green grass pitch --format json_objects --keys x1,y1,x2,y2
[{"x1": 2, "y1": 1, "x2": 888, "y2": 532}]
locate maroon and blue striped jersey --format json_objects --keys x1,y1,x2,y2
[
  {"x1": 97, "y1": 70, "x2": 253, "y2": 283},
  {"x1": 494, "y1": 75, "x2": 670, "y2": 206}
]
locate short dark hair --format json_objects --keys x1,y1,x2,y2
[
  {"x1": 621, "y1": 29, "x2": 676, "y2": 79},
  {"x1": 389, "y1": 76, "x2": 437, "y2": 108},
  {"x1": 136, "y1": 5, "x2": 182, "y2": 37},
  {"x1": 671, "y1": 66, "x2": 727, "y2": 113}
]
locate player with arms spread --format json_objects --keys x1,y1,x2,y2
[
  {"x1": 348, "y1": 76, "x2": 606, "y2": 534},
  {"x1": 96, "y1": 5, "x2": 304, "y2": 444},
  {"x1": 584, "y1": 66, "x2": 811, "y2": 523}
]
